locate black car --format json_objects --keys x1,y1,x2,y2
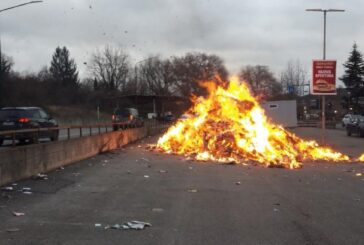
[
  {"x1": 158, "y1": 114, "x2": 176, "y2": 122},
  {"x1": 112, "y1": 108, "x2": 144, "y2": 131},
  {"x1": 0, "y1": 107, "x2": 59, "y2": 145},
  {"x1": 346, "y1": 115, "x2": 364, "y2": 137}
]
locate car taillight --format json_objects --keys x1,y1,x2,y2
[
  {"x1": 18, "y1": 117, "x2": 30, "y2": 123},
  {"x1": 112, "y1": 115, "x2": 116, "y2": 121}
]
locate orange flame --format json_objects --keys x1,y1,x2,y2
[
  {"x1": 156, "y1": 77, "x2": 350, "y2": 169},
  {"x1": 359, "y1": 154, "x2": 364, "y2": 162}
]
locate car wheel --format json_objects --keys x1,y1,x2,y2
[
  {"x1": 360, "y1": 131, "x2": 364, "y2": 138},
  {"x1": 19, "y1": 139, "x2": 27, "y2": 145},
  {"x1": 51, "y1": 130, "x2": 59, "y2": 141},
  {"x1": 0, "y1": 139, "x2": 3, "y2": 146},
  {"x1": 347, "y1": 130, "x2": 352, "y2": 136},
  {"x1": 30, "y1": 135, "x2": 39, "y2": 144},
  {"x1": 113, "y1": 125, "x2": 119, "y2": 131},
  {"x1": 342, "y1": 123, "x2": 345, "y2": 127}
]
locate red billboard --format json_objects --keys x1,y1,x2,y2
[{"x1": 311, "y1": 60, "x2": 337, "y2": 95}]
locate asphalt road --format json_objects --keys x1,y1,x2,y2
[{"x1": 0, "y1": 128, "x2": 364, "y2": 245}]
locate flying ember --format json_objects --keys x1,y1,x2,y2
[{"x1": 156, "y1": 77, "x2": 352, "y2": 169}]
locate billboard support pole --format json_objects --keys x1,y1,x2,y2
[
  {"x1": 306, "y1": 8, "x2": 344, "y2": 145},
  {"x1": 322, "y1": 10, "x2": 327, "y2": 144}
]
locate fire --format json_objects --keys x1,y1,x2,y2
[
  {"x1": 359, "y1": 154, "x2": 364, "y2": 162},
  {"x1": 156, "y1": 77, "x2": 350, "y2": 169}
]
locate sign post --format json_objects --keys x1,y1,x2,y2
[
  {"x1": 311, "y1": 60, "x2": 337, "y2": 143},
  {"x1": 306, "y1": 8, "x2": 344, "y2": 144}
]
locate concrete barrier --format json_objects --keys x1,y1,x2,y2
[{"x1": 0, "y1": 127, "x2": 149, "y2": 187}]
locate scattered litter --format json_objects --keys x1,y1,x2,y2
[
  {"x1": 103, "y1": 160, "x2": 109, "y2": 163},
  {"x1": 72, "y1": 173, "x2": 81, "y2": 177},
  {"x1": 104, "y1": 221, "x2": 151, "y2": 231},
  {"x1": 188, "y1": 166, "x2": 193, "y2": 170},
  {"x1": 12, "y1": 212, "x2": 25, "y2": 217},
  {"x1": 273, "y1": 208, "x2": 279, "y2": 212},
  {"x1": 127, "y1": 171, "x2": 132, "y2": 174},
  {"x1": 1, "y1": 186, "x2": 14, "y2": 192},
  {"x1": 354, "y1": 198, "x2": 361, "y2": 202},
  {"x1": 1, "y1": 193, "x2": 12, "y2": 199},
  {"x1": 102, "y1": 164, "x2": 107, "y2": 166},
  {"x1": 12, "y1": 183, "x2": 18, "y2": 186},
  {"x1": 273, "y1": 203, "x2": 280, "y2": 206},
  {"x1": 159, "y1": 170, "x2": 167, "y2": 174},
  {"x1": 140, "y1": 158, "x2": 150, "y2": 162},
  {"x1": 111, "y1": 224, "x2": 122, "y2": 229},
  {"x1": 143, "y1": 175, "x2": 150, "y2": 178},
  {"x1": 187, "y1": 189, "x2": 198, "y2": 193},
  {"x1": 6, "y1": 228, "x2": 20, "y2": 233},
  {"x1": 235, "y1": 181, "x2": 241, "y2": 185},
  {"x1": 337, "y1": 178, "x2": 342, "y2": 181},
  {"x1": 356, "y1": 173, "x2": 362, "y2": 177},
  {"x1": 138, "y1": 145, "x2": 142, "y2": 148},
  {"x1": 60, "y1": 166, "x2": 65, "y2": 170},
  {"x1": 33, "y1": 173, "x2": 48, "y2": 180},
  {"x1": 21, "y1": 187, "x2": 32, "y2": 195},
  {"x1": 95, "y1": 223, "x2": 102, "y2": 227},
  {"x1": 124, "y1": 221, "x2": 151, "y2": 230},
  {"x1": 344, "y1": 168, "x2": 355, "y2": 173},
  {"x1": 152, "y1": 208, "x2": 164, "y2": 212}
]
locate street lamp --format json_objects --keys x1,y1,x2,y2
[
  {"x1": 306, "y1": 8, "x2": 345, "y2": 143},
  {"x1": 0, "y1": 1, "x2": 43, "y2": 13}
]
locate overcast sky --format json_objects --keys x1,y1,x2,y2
[{"x1": 0, "y1": 0, "x2": 362, "y2": 87}]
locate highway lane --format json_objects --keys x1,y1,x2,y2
[{"x1": 0, "y1": 128, "x2": 364, "y2": 245}]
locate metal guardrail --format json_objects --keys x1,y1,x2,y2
[
  {"x1": 0, "y1": 120, "x2": 171, "y2": 147},
  {"x1": 297, "y1": 120, "x2": 337, "y2": 128}
]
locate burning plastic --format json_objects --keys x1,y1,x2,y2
[{"x1": 156, "y1": 77, "x2": 351, "y2": 169}]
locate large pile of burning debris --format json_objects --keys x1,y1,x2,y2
[{"x1": 155, "y1": 77, "x2": 363, "y2": 169}]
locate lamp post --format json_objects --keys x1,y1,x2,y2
[
  {"x1": 0, "y1": 1, "x2": 43, "y2": 13},
  {"x1": 306, "y1": 8, "x2": 345, "y2": 143}
]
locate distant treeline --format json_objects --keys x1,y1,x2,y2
[{"x1": 5, "y1": 43, "x2": 363, "y2": 112}]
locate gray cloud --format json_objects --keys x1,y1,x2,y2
[{"x1": 0, "y1": 0, "x2": 363, "y2": 86}]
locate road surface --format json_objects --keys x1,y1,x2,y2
[{"x1": 0, "y1": 128, "x2": 364, "y2": 245}]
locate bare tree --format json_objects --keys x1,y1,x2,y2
[
  {"x1": 137, "y1": 56, "x2": 177, "y2": 96},
  {"x1": 88, "y1": 46, "x2": 130, "y2": 91},
  {"x1": 0, "y1": 48, "x2": 14, "y2": 106},
  {"x1": 239, "y1": 65, "x2": 282, "y2": 98},
  {"x1": 280, "y1": 59, "x2": 307, "y2": 96},
  {"x1": 172, "y1": 52, "x2": 228, "y2": 97},
  {"x1": 0, "y1": 51, "x2": 13, "y2": 78}
]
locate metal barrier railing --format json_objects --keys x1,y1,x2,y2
[{"x1": 0, "y1": 120, "x2": 171, "y2": 147}]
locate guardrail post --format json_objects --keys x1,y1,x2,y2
[
  {"x1": 89, "y1": 126, "x2": 92, "y2": 136},
  {"x1": 98, "y1": 125, "x2": 101, "y2": 134},
  {"x1": 80, "y1": 127, "x2": 82, "y2": 137},
  {"x1": 106, "y1": 125, "x2": 108, "y2": 133},
  {"x1": 67, "y1": 128, "x2": 71, "y2": 140},
  {"x1": 12, "y1": 132, "x2": 15, "y2": 147}
]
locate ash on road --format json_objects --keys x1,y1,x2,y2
[{"x1": 0, "y1": 128, "x2": 364, "y2": 245}]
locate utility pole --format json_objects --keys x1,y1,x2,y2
[{"x1": 306, "y1": 8, "x2": 345, "y2": 144}]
